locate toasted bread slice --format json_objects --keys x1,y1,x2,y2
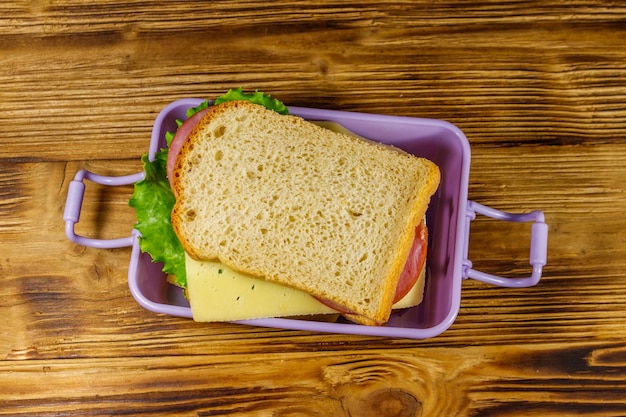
[{"x1": 171, "y1": 101, "x2": 440, "y2": 325}]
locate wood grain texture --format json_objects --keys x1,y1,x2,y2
[{"x1": 1, "y1": 1, "x2": 626, "y2": 416}]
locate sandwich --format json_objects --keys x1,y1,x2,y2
[{"x1": 130, "y1": 89, "x2": 440, "y2": 326}]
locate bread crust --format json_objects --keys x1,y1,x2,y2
[{"x1": 171, "y1": 101, "x2": 440, "y2": 325}]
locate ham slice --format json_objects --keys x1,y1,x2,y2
[{"x1": 166, "y1": 108, "x2": 210, "y2": 189}]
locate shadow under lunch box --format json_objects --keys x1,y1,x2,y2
[{"x1": 64, "y1": 98, "x2": 548, "y2": 339}]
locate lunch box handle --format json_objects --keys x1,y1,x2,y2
[
  {"x1": 463, "y1": 200, "x2": 548, "y2": 287},
  {"x1": 63, "y1": 169, "x2": 145, "y2": 249}
]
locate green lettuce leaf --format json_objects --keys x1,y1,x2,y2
[
  {"x1": 186, "y1": 100, "x2": 210, "y2": 118},
  {"x1": 129, "y1": 150, "x2": 187, "y2": 288},
  {"x1": 187, "y1": 87, "x2": 289, "y2": 117}
]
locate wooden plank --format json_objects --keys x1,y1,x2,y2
[
  {"x1": 0, "y1": 2, "x2": 624, "y2": 161},
  {"x1": 1, "y1": 342, "x2": 626, "y2": 416}
]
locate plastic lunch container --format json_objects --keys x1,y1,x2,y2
[{"x1": 64, "y1": 98, "x2": 548, "y2": 339}]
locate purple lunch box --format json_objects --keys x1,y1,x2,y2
[{"x1": 64, "y1": 99, "x2": 548, "y2": 339}]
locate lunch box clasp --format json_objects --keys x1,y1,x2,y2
[
  {"x1": 462, "y1": 200, "x2": 548, "y2": 288},
  {"x1": 63, "y1": 169, "x2": 145, "y2": 249}
]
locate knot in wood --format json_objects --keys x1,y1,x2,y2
[{"x1": 348, "y1": 387, "x2": 422, "y2": 417}]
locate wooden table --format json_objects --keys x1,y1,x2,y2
[{"x1": 1, "y1": 1, "x2": 625, "y2": 415}]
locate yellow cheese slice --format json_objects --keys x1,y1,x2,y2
[{"x1": 186, "y1": 253, "x2": 425, "y2": 322}]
